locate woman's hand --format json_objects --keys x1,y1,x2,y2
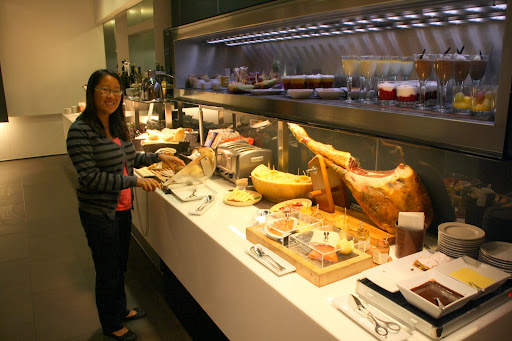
[
  {"x1": 136, "y1": 177, "x2": 161, "y2": 192},
  {"x1": 158, "y1": 154, "x2": 186, "y2": 171}
]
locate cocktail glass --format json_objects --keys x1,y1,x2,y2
[
  {"x1": 433, "y1": 54, "x2": 455, "y2": 113},
  {"x1": 387, "y1": 56, "x2": 401, "y2": 81},
  {"x1": 400, "y1": 56, "x2": 414, "y2": 81},
  {"x1": 375, "y1": 56, "x2": 391, "y2": 81},
  {"x1": 414, "y1": 53, "x2": 433, "y2": 109},
  {"x1": 360, "y1": 56, "x2": 377, "y2": 104},
  {"x1": 452, "y1": 54, "x2": 471, "y2": 114},
  {"x1": 342, "y1": 55, "x2": 359, "y2": 102},
  {"x1": 470, "y1": 54, "x2": 488, "y2": 86}
]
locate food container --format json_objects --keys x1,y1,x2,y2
[
  {"x1": 254, "y1": 210, "x2": 323, "y2": 242},
  {"x1": 396, "y1": 270, "x2": 478, "y2": 318},
  {"x1": 288, "y1": 225, "x2": 361, "y2": 268},
  {"x1": 251, "y1": 166, "x2": 313, "y2": 203}
]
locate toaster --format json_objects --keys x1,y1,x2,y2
[{"x1": 216, "y1": 141, "x2": 273, "y2": 182}]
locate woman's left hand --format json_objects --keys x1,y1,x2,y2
[{"x1": 158, "y1": 153, "x2": 186, "y2": 171}]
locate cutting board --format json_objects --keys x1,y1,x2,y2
[
  {"x1": 246, "y1": 226, "x2": 372, "y2": 287},
  {"x1": 315, "y1": 205, "x2": 396, "y2": 245}
]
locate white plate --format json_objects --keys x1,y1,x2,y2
[
  {"x1": 250, "y1": 88, "x2": 283, "y2": 95},
  {"x1": 435, "y1": 256, "x2": 510, "y2": 299},
  {"x1": 247, "y1": 244, "x2": 295, "y2": 275},
  {"x1": 362, "y1": 250, "x2": 437, "y2": 293},
  {"x1": 171, "y1": 184, "x2": 209, "y2": 201},
  {"x1": 480, "y1": 241, "x2": 512, "y2": 262},
  {"x1": 438, "y1": 222, "x2": 485, "y2": 241},
  {"x1": 331, "y1": 295, "x2": 410, "y2": 341}
]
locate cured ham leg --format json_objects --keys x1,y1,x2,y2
[{"x1": 289, "y1": 123, "x2": 433, "y2": 234}]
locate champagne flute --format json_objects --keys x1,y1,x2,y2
[
  {"x1": 360, "y1": 56, "x2": 377, "y2": 104},
  {"x1": 357, "y1": 59, "x2": 366, "y2": 102},
  {"x1": 414, "y1": 53, "x2": 433, "y2": 109},
  {"x1": 400, "y1": 56, "x2": 414, "y2": 81},
  {"x1": 342, "y1": 55, "x2": 359, "y2": 103},
  {"x1": 433, "y1": 53, "x2": 455, "y2": 113}
]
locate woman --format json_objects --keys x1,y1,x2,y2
[{"x1": 67, "y1": 69, "x2": 185, "y2": 341}]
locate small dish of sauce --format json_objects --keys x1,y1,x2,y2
[{"x1": 411, "y1": 280, "x2": 464, "y2": 307}]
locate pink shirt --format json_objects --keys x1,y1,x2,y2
[{"x1": 113, "y1": 138, "x2": 132, "y2": 211}]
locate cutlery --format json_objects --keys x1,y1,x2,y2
[
  {"x1": 468, "y1": 281, "x2": 483, "y2": 291},
  {"x1": 251, "y1": 245, "x2": 286, "y2": 271},
  {"x1": 196, "y1": 195, "x2": 214, "y2": 211},
  {"x1": 434, "y1": 297, "x2": 445, "y2": 309},
  {"x1": 349, "y1": 294, "x2": 401, "y2": 336},
  {"x1": 186, "y1": 187, "x2": 197, "y2": 199}
]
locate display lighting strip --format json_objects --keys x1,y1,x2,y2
[{"x1": 206, "y1": 2, "x2": 507, "y2": 46}]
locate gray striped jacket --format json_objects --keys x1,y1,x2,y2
[{"x1": 66, "y1": 118, "x2": 159, "y2": 219}]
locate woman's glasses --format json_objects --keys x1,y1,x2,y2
[{"x1": 95, "y1": 87, "x2": 123, "y2": 96}]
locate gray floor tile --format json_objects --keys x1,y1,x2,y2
[
  {"x1": 0, "y1": 283, "x2": 34, "y2": 339},
  {"x1": 0, "y1": 233, "x2": 29, "y2": 262},
  {"x1": 33, "y1": 285, "x2": 101, "y2": 341},
  {"x1": 28, "y1": 233, "x2": 78, "y2": 261},
  {"x1": 30, "y1": 257, "x2": 89, "y2": 294},
  {"x1": 0, "y1": 258, "x2": 31, "y2": 288}
]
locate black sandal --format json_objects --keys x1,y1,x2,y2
[
  {"x1": 122, "y1": 307, "x2": 147, "y2": 321},
  {"x1": 103, "y1": 329, "x2": 137, "y2": 341}
]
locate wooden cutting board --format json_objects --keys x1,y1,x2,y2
[
  {"x1": 246, "y1": 225, "x2": 372, "y2": 287},
  {"x1": 315, "y1": 205, "x2": 396, "y2": 245}
]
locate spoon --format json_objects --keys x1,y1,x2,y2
[
  {"x1": 254, "y1": 246, "x2": 285, "y2": 271},
  {"x1": 196, "y1": 195, "x2": 214, "y2": 211},
  {"x1": 434, "y1": 297, "x2": 445, "y2": 309}
]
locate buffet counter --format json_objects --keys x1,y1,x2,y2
[{"x1": 131, "y1": 176, "x2": 512, "y2": 341}]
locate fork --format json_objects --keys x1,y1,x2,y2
[
  {"x1": 254, "y1": 246, "x2": 286, "y2": 271},
  {"x1": 186, "y1": 187, "x2": 197, "y2": 199}
]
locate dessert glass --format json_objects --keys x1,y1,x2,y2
[
  {"x1": 282, "y1": 76, "x2": 292, "y2": 91},
  {"x1": 378, "y1": 81, "x2": 396, "y2": 105},
  {"x1": 452, "y1": 54, "x2": 471, "y2": 114},
  {"x1": 342, "y1": 55, "x2": 359, "y2": 102},
  {"x1": 321, "y1": 74, "x2": 335, "y2": 88},
  {"x1": 359, "y1": 56, "x2": 377, "y2": 104},
  {"x1": 387, "y1": 56, "x2": 402, "y2": 81},
  {"x1": 400, "y1": 56, "x2": 414, "y2": 81},
  {"x1": 306, "y1": 74, "x2": 322, "y2": 89},
  {"x1": 433, "y1": 54, "x2": 455, "y2": 113},
  {"x1": 414, "y1": 53, "x2": 433, "y2": 109},
  {"x1": 396, "y1": 83, "x2": 418, "y2": 107},
  {"x1": 470, "y1": 54, "x2": 488, "y2": 86},
  {"x1": 291, "y1": 75, "x2": 307, "y2": 89},
  {"x1": 471, "y1": 85, "x2": 496, "y2": 120}
]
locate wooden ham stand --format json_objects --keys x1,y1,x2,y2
[
  {"x1": 306, "y1": 155, "x2": 395, "y2": 245},
  {"x1": 307, "y1": 155, "x2": 348, "y2": 213}
]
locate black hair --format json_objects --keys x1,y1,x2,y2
[{"x1": 78, "y1": 69, "x2": 130, "y2": 141}]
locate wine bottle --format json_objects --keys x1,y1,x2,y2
[{"x1": 120, "y1": 66, "x2": 130, "y2": 95}]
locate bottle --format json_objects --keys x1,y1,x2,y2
[
  {"x1": 137, "y1": 67, "x2": 143, "y2": 84},
  {"x1": 130, "y1": 65, "x2": 136, "y2": 85},
  {"x1": 373, "y1": 236, "x2": 390, "y2": 265},
  {"x1": 120, "y1": 66, "x2": 130, "y2": 95},
  {"x1": 356, "y1": 223, "x2": 370, "y2": 252}
]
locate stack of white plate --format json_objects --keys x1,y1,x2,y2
[
  {"x1": 479, "y1": 241, "x2": 512, "y2": 273},
  {"x1": 437, "y1": 222, "x2": 486, "y2": 259}
]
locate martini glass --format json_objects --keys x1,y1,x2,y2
[
  {"x1": 342, "y1": 55, "x2": 359, "y2": 102},
  {"x1": 414, "y1": 53, "x2": 433, "y2": 109},
  {"x1": 470, "y1": 54, "x2": 488, "y2": 86},
  {"x1": 400, "y1": 56, "x2": 414, "y2": 81},
  {"x1": 433, "y1": 54, "x2": 455, "y2": 113},
  {"x1": 387, "y1": 56, "x2": 401, "y2": 81}
]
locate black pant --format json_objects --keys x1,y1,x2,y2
[{"x1": 79, "y1": 209, "x2": 132, "y2": 333}]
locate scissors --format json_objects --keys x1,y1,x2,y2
[{"x1": 349, "y1": 294, "x2": 401, "y2": 336}]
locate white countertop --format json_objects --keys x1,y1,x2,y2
[{"x1": 132, "y1": 176, "x2": 512, "y2": 341}]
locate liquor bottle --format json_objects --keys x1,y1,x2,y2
[
  {"x1": 130, "y1": 65, "x2": 136, "y2": 85},
  {"x1": 120, "y1": 66, "x2": 130, "y2": 95}
]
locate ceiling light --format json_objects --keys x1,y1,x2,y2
[
  {"x1": 492, "y1": 4, "x2": 507, "y2": 10},
  {"x1": 403, "y1": 12, "x2": 419, "y2": 19},
  {"x1": 490, "y1": 15, "x2": 506, "y2": 20},
  {"x1": 387, "y1": 15, "x2": 402, "y2": 20},
  {"x1": 465, "y1": 7, "x2": 483, "y2": 12},
  {"x1": 443, "y1": 9, "x2": 460, "y2": 15},
  {"x1": 356, "y1": 19, "x2": 370, "y2": 24},
  {"x1": 343, "y1": 29, "x2": 354, "y2": 33},
  {"x1": 422, "y1": 11, "x2": 438, "y2": 17},
  {"x1": 343, "y1": 20, "x2": 355, "y2": 25}
]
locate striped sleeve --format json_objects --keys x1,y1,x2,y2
[{"x1": 66, "y1": 121, "x2": 136, "y2": 192}]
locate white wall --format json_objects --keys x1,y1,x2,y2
[{"x1": 0, "y1": 0, "x2": 108, "y2": 160}]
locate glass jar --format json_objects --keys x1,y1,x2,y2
[
  {"x1": 373, "y1": 238, "x2": 390, "y2": 264},
  {"x1": 356, "y1": 227, "x2": 370, "y2": 252}
]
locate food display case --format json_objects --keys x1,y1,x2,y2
[{"x1": 166, "y1": 0, "x2": 511, "y2": 159}]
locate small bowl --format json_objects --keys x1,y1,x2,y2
[
  {"x1": 316, "y1": 88, "x2": 344, "y2": 99},
  {"x1": 396, "y1": 270, "x2": 478, "y2": 318},
  {"x1": 288, "y1": 89, "x2": 314, "y2": 99},
  {"x1": 434, "y1": 256, "x2": 510, "y2": 299}
]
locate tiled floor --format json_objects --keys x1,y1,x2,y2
[{"x1": 0, "y1": 155, "x2": 193, "y2": 341}]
